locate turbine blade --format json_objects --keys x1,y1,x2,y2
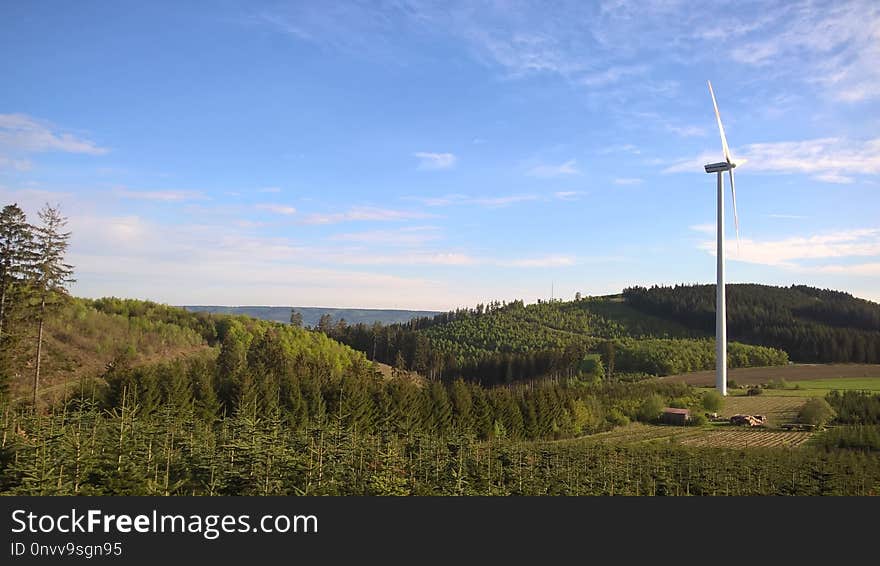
[
  {"x1": 708, "y1": 80, "x2": 732, "y2": 163},
  {"x1": 729, "y1": 169, "x2": 741, "y2": 249}
]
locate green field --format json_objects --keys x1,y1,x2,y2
[{"x1": 759, "y1": 377, "x2": 880, "y2": 396}]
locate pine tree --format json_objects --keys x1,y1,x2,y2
[
  {"x1": 289, "y1": 309, "x2": 304, "y2": 328},
  {"x1": 0, "y1": 203, "x2": 37, "y2": 340},
  {"x1": 30, "y1": 204, "x2": 75, "y2": 407}
]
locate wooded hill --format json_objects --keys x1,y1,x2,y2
[
  {"x1": 623, "y1": 284, "x2": 880, "y2": 363},
  {"x1": 2, "y1": 295, "x2": 369, "y2": 406},
  {"x1": 328, "y1": 284, "x2": 880, "y2": 385}
]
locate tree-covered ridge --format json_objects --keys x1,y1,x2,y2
[
  {"x1": 623, "y1": 284, "x2": 880, "y2": 363},
  {"x1": 328, "y1": 295, "x2": 789, "y2": 384}
]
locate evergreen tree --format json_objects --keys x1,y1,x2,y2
[
  {"x1": 0, "y1": 203, "x2": 36, "y2": 340},
  {"x1": 289, "y1": 309, "x2": 304, "y2": 328},
  {"x1": 30, "y1": 204, "x2": 75, "y2": 406},
  {"x1": 316, "y1": 314, "x2": 333, "y2": 334}
]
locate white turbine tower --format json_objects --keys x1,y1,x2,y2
[{"x1": 704, "y1": 80, "x2": 742, "y2": 397}]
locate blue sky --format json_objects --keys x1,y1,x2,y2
[{"x1": 1, "y1": 0, "x2": 879, "y2": 309}]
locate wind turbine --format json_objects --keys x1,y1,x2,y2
[{"x1": 704, "y1": 80, "x2": 742, "y2": 397}]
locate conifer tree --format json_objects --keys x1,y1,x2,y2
[
  {"x1": 0, "y1": 203, "x2": 36, "y2": 340},
  {"x1": 30, "y1": 204, "x2": 74, "y2": 406}
]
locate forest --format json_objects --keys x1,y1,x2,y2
[
  {"x1": 623, "y1": 284, "x2": 880, "y2": 363},
  {"x1": 1, "y1": 202, "x2": 879, "y2": 496},
  {"x1": 327, "y1": 296, "x2": 789, "y2": 384}
]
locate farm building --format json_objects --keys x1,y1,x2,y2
[{"x1": 661, "y1": 408, "x2": 690, "y2": 425}]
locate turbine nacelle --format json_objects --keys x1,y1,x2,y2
[{"x1": 704, "y1": 161, "x2": 736, "y2": 173}]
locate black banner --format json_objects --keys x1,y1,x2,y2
[{"x1": 0, "y1": 496, "x2": 873, "y2": 564}]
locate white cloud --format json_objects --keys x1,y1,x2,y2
[
  {"x1": 256, "y1": 203, "x2": 297, "y2": 215},
  {"x1": 728, "y1": 1, "x2": 880, "y2": 101},
  {"x1": 664, "y1": 138, "x2": 880, "y2": 181},
  {"x1": 0, "y1": 113, "x2": 108, "y2": 155},
  {"x1": 414, "y1": 152, "x2": 457, "y2": 170},
  {"x1": 259, "y1": 187, "x2": 282, "y2": 193},
  {"x1": 302, "y1": 206, "x2": 430, "y2": 225},
  {"x1": 114, "y1": 189, "x2": 207, "y2": 202},
  {"x1": 697, "y1": 228, "x2": 880, "y2": 267},
  {"x1": 598, "y1": 144, "x2": 640, "y2": 155},
  {"x1": 528, "y1": 159, "x2": 580, "y2": 178},
  {"x1": 472, "y1": 195, "x2": 538, "y2": 207},
  {"x1": 410, "y1": 193, "x2": 538, "y2": 208},
  {"x1": 0, "y1": 156, "x2": 32, "y2": 171},
  {"x1": 813, "y1": 263, "x2": 880, "y2": 276},
  {"x1": 554, "y1": 191, "x2": 581, "y2": 200},
  {"x1": 689, "y1": 223, "x2": 716, "y2": 235},
  {"x1": 767, "y1": 214, "x2": 809, "y2": 220},
  {"x1": 666, "y1": 124, "x2": 706, "y2": 138},
  {"x1": 500, "y1": 255, "x2": 576, "y2": 268},
  {"x1": 580, "y1": 64, "x2": 647, "y2": 87},
  {"x1": 330, "y1": 226, "x2": 440, "y2": 246},
  {"x1": 814, "y1": 173, "x2": 854, "y2": 184},
  {"x1": 337, "y1": 252, "x2": 478, "y2": 266},
  {"x1": 613, "y1": 177, "x2": 642, "y2": 185}
]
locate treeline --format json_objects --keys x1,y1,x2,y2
[
  {"x1": 0, "y1": 203, "x2": 74, "y2": 403},
  {"x1": 3, "y1": 402, "x2": 878, "y2": 495},
  {"x1": 623, "y1": 284, "x2": 880, "y2": 363}
]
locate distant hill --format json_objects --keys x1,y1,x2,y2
[
  {"x1": 327, "y1": 284, "x2": 880, "y2": 384},
  {"x1": 181, "y1": 306, "x2": 438, "y2": 327}
]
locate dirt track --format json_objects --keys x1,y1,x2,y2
[{"x1": 659, "y1": 363, "x2": 880, "y2": 386}]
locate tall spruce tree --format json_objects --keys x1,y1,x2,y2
[
  {"x1": 31, "y1": 204, "x2": 75, "y2": 406},
  {"x1": 0, "y1": 203, "x2": 37, "y2": 338}
]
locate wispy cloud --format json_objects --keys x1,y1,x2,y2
[
  {"x1": 814, "y1": 173, "x2": 854, "y2": 184},
  {"x1": 473, "y1": 195, "x2": 538, "y2": 207},
  {"x1": 414, "y1": 152, "x2": 457, "y2": 170},
  {"x1": 697, "y1": 228, "x2": 880, "y2": 267},
  {"x1": 301, "y1": 206, "x2": 431, "y2": 225},
  {"x1": 528, "y1": 159, "x2": 580, "y2": 178},
  {"x1": 256, "y1": 203, "x2": 297, "y2": 215},
  {"x1": 689, "y1": 223, "x2": 716, "y2": 235},
  {"x1": 728, "y1": 1, "x2": 880, "y2": 101},
  {"x1": 330, "y1": 226, "x2": 441, "y2": 246},
  {"x1": 598, "y1": 144, "x2": 640, "y2": 155},
  {"x1": 580, "y1": 64, "x2": 647, "y2": 87},
  {"x1": 813, "y1": 263, "x2": 880, "y2": 276},
  {"x1": 500, "y1": 255, "x2": 576, "y2": 268},
  {"x1": 554, "y1": 191, "x2": 582, "y2": 201},
  {"x1": 666, "y1": 124, "x2": 706, "y2": 138},
  {"x1": 664, "y1": 138, "x2": 880, "y2": 181},
  {"x1": 336, "y1": 251, "x2": 477, "y2": 266},
  {"x1": 0, "y1": 113, "x2": 108, "y2": 155},
  {"x1": 259, "y1": 187, "x2": 282, "y2": 193},
  {"x1": 114, "y1": 189, "x2": 207, "y2": 202},
  {"x1": 0, "y1": 156, "x2": 32, "y2": 171},
  {"x1": 614, "y1": 177, "x2": 642, "y2": 185},
  {"x1": 409, "y1": 193, "x2": 538, "y2": 208},
  {"x1": 767, "y1": 214, "x2": 809, "y2": 220}
]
